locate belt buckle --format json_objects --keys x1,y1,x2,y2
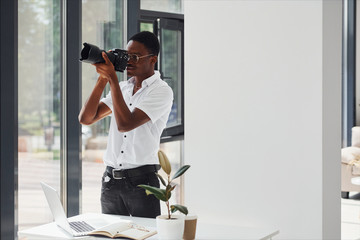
[{"x1": 112, "y1": 169, "x2": 126, "y2": 179}]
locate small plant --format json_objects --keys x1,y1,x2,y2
[{"x1": 138, "y1": 150, "x2": 190, "y2": 219}]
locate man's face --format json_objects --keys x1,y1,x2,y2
[{"x1": 126, "y1": 40, "x2": 157, "y2": 78}]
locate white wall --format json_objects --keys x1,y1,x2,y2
[{"x1": 184, "y1": 0, "x2": 341, "y2": 239}]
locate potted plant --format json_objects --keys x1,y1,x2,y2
[{"x1": 138, "y1": 150, "x2": 190, "y2": 240}]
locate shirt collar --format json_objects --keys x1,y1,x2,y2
[{"x1": 128, "y1": 71, "x2": 160, "y2": 87}]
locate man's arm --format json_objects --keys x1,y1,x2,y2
[
  {"x1": 78, "y1": 77, "x2": 112, "y2": 125},
  {"x1": 92, "y1": 52, "x2": 150, "y2": 132}
]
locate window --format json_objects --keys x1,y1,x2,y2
[
  {"x1": 18, "y1": 0, "x2": 61, "y2": 230},
  {"x1": 81, "y1": 0, "x2": 125, "y2": 214},
  {"x1": 137, "y1": 12, "x2": 184, "y2": 138},
  {"x1": 159, "y1": 140, "x2": 184, "y2": 214},
  {"x1": 140, "y1": 0, "x2": 183, "y2": 14},
  {"x1": 158, "y1": 19, "x2": 184, "y2": 135},
  {"x1": 135, "y1": 1, "x2": 186, "y2": 208},
  {"x1": 1, "y1": 1, "x2": 185, "y2": 237},
  {"x1": 342, "y1": 0, "x2": 356, "y2": 147}
]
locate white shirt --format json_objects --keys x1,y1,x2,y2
[{"x1": 100, "y1": 71, "x2": 173, "y2": 169}]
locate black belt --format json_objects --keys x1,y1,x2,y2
[{"x1": 106, "y1": 164, "x2": 160, "y2": 180}]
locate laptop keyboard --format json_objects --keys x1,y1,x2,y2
[{"x1": 69, "y1": 221, "x2": 95, "y2": 233}]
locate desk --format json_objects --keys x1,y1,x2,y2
[{"x1": 18, "y1": 213, "x2": 279, "y2": 240}]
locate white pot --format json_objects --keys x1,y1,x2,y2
[{"x1": 156, "y1": 215, "x2": 185, "y2": 240}]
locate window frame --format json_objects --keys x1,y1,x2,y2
[
  {"x1": 1, "y1": 1, "x2": 184, "y2": 238},
  {"x1": 0, "y1": 0, "x2": 82, "y2": 238},
  {"x1": 343, "y1": 0, "x2": 356, "y2": 147},
  {"x1": 0, "y1": 0, "x2": 18, "y2": 239},
  {"x1": 61, "y1": 0, "x2": 82, "y2": 217},
  {"x1": 154, "y1": 16, "x2": 184, "y2": 139},
  {"x1": 128, "y1": 1, "x2": 185, "y2": 141}
]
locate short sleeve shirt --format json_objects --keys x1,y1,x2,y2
[{"x1": 100, "y1": 71, "x2": 173, "y2": 169}]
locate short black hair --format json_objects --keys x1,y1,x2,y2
[{"x1": 129, "y1": 31, "x2": 160, "y2": 56}]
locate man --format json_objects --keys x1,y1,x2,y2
[{"x1": 78, "y1": 31, "x2": 173, "y2": 218}]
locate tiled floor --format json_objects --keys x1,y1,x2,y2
[
  {"x1": 18, "y1": 154, "x2": 104, "y2": 231},
  {"x1": 342, "y1": 193, "x2": 360, "y2": 240}
]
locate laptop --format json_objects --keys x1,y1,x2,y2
[{"x1": 40, "y1": 182, "x2": 111, "y2": 237}]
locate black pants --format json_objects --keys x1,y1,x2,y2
[{"x1": 100, "y1": 170, "x2": 160, "y2": 218}]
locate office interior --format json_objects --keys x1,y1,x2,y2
[{"x1": 0, "y1": 0, "x2": 356, "y2": 239}]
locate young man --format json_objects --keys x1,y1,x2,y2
[{"x1": 78, "y1": 31, "x2": 173, "y2": 218}]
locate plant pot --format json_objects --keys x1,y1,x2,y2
[
  {"x1": 183, "y1": 215, "x2": 197, "y2": 240},
  {"x1": 156, "y1": 215, "x2": 185, "y2": 240}
]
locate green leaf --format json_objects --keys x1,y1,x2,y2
[
  {"x1": 145, "y1": 190, "x2": 152, "y2": 195},
  {"x1": 166, "y1": 191, "x2": 172, "y2": 200},
  {"x1": 165, "y1": 185, "x2": 172, "y2": 199},
  {"x1": 138, "y1": 185, "x2": 167, "y2": 201},
  {"x1": 172, "y1": 165, "x2": 190, "y2": 181},
  {"x1": 156, "y1": 173, "x2": 167, "y2": 187},
  {"x1": 138, "y1": 185, "x2": 163, "y2": 196},
  {"x1": 170, "y1": 204, "x2": 188, "y2": 215},
  {"x1": 158, "y1": 150, "x2": 171, "y2": 175}
]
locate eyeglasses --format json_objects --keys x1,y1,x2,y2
[{"x1": 127, "y1": 53, "x2": 154, "y2": 63}]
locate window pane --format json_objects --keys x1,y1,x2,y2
[
  {"x1": 141, "y1": 0, "x2": 183, "y2": 14},
  {"x1": 161, "y1": 29, "x2": 182, "y2": 128},
  {"x1": 140, "y1": 22, "x2": 154, "y2": 32},
  {"x1": 159, "y1": 140, "x2": 184, "y2": 214},
  {"x1": 81, "y1": 0, "x2": 125, "y2": 214},
  {"x1": 18, "y1": 0, "x2": 61, "y2": 230}
]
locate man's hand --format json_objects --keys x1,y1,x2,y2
[
  {"x1": 93, "y1": 52, "x2": 116, "y2": 80},
  {"x1": 79, "y1": 52, "x2": 113, "y2": 125}
]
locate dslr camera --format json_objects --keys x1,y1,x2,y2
[{"x1": 79, "y1": 42, "x2": 129, "y2": 72}]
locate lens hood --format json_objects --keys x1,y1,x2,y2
[{"x1": 80, "y1": 42, "x2": 105, "y2": 64}]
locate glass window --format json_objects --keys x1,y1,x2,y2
[
  {"x1": 81, "y1": 0, "x2": 125, "y2": 214},
  {"x1": 140, "y1": 22, "x2": 154, "y2": 32},
  {"x1": 139, "y1": 17, "x2": 184, "y2": 134},
  {"x1": 160, "y1": 28, "x2": 182, "y2": 128},
  {"x1": 159, "y1": 140, "x2": 184, "y2": 214},
  {"x1": 141, "y1": 0, "x2": 183, "y2": 14},
  {"x1": 18, "y1": 0, "x2": 61, "y2": 230}
]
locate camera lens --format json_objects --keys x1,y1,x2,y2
[
  {"x1": 80, "y1": 43, "x2": 104, "y2": 64},
  {"x1": 80, "y1": 42, "x2": 128, "y2": 72}
]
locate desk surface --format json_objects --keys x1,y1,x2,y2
[{"x1": 18, "y1": 213, "x2": 279, "y2": 240}]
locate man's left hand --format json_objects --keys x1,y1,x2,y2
[{"x1": 93, "y1": 51, "x2": 116, "y2": 80}]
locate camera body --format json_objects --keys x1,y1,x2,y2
[
  {"x1": 79, "y1": 42, "x2": 129, "y2": 72},
  {"x1": 110, "y1": 48, "x2": 129, "y2": 72}
]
